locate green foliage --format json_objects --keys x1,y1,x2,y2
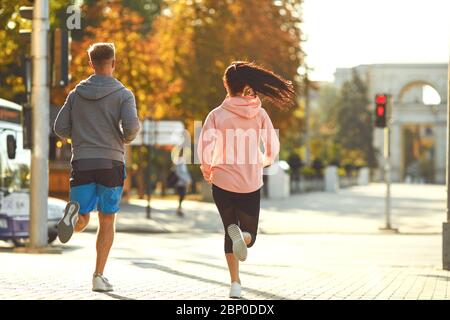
[
  {"x1": 335, "y1": 71, "x2": 376, "y2": 167},
  {"x1": 337, "y1": 167, "x2": 346, "y2": 177},
  {"x1": 309, "y1": 83, "x2": 339, "y2": 162},
  {"x1": 0, "y1": 0, "x2": 73, "y2": 101},
  {"x1": 0, "y1": 0, "x2": 32, "y2": 101},
  {"x1": 309, "y1": 74, "x2": 376, "y2": 170},
  {"x1": 300, "y1": 166, "x2": 315, "y2": 178}
]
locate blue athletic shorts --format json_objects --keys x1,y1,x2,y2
[{"x1": 69, "y1": 163, "x2": 126, "y2": 215}]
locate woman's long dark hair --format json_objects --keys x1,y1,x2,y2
[{"x1": 223, "y1": 61, "x2": 295, "y2": 109}]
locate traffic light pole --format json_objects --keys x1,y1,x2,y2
[
  {"x1": 442, "y1": 58, "x2": 450, "y2": 270},
  {"x1": 382, "y1": 127, "x2": 392, "y2": 229},
  {"x1": 29, "y1": 0, "x2": 50, "y2": 248},
  {"x1": 144, "y1": 119, "x2": 158, "y2": 219},
  {"x1": 304, "y1": 72, "x2": 311, "y2": 165},
  {"x1": 142, "y1": 120, "x2": 152, "y2": 219},
  {"x1": 379, "y1": 95, "x2": 398, "y2": 233},
  {"x1": 146, "y1": 145, "x2": 152, "y2": 219}
]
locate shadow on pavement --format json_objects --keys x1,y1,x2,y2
[
  {"x1": 0, "y1": 242, "x2": 85, "y2": 253},
  {"x1": 180, "y1": 259, "x2": 268, "y2": 278},
  {"x1": 262, "y1": 191, "x2": 444, "y2": 220},
  {"x1": 58, "y1": 245, "x2": 86, "y2": 252},
  {"x1": 131, "y1": 260, "x2": 287, "y2": 300},
  {"x1": 101, "y1": 292, "x2": 136, "y2": 300},
  {"x1": 417, "y1": 274, "x2": 450, "y2": 281},
  {"x1": 114, "y1": 202, "x2": 224, "y2": 234}
]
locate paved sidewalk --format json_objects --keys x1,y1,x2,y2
[
  {"x1": 87, "y1": 183, "x2": 446, "y2": 235},
  {"x1": 1, "y1": 183, "x2": 447, "y2": 300},
  {"x1": 0, "y1": 232, "x2": 449, "y2": 300}
]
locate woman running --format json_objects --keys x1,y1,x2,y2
[{"x1": 198, "y1": 61, "x2": 295, "y2": 298}]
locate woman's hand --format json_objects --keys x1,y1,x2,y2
[{"x1": 262, "y1": 155, "x2": 273, "y2": 168}]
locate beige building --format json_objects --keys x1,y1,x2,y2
[{"x1": 334, "y1": 63, "x2": 448, "y2": 184}]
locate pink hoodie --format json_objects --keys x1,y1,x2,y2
[{"x1": 197, "y1": 95, "x2": 280, "y2": 193}]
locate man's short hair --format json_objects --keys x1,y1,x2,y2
[{"x1": 87, "y1": 42, "x2": 115, "y2": 66}]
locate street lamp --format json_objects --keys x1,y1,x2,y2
[
  {"x1": 19, "y1": 2, "x2": 51, "y2": 250},
  {"x1": 443, "y1": 59, "x2": 450, "y2": 270}
]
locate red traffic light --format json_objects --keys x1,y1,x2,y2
[
  {"x1": 375, "y1": 94, "x2": 388, "y2": 128},
  {"x1": 375, "y1": 94, "x2": 387, "y2": 104},
  {"x1": 376, "y1": 105, "x2": 385, "y2": 116}
]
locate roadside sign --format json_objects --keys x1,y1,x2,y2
[{"x1": 131, "y1": 120, "x2": 185, "y2": 146}]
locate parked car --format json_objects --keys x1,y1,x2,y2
[{"x1": 0, "y1": 98, "x2": 65, "y2": 247}]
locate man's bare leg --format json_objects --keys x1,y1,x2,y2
[
  {"x1": 74, "y1": 214, "x2": 90, "y2": 232},
  {"x1": 95, "y1": 212, "x2": 116, "y2": 275}
]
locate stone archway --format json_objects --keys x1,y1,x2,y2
[
  {"x1": 398, "y1": 80, "x2": 442, "y2": 105},
  {"x1": 395, "y1": 81, "x2": 445, "y2": 183},
  {"x1": 334, "y1": 63, "x2": 448, "y2": 184}
]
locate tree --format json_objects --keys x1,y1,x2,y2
[
  {"x1": 335, "y1": 70, "x2": 376, "y2": 167},
  {"x1": 308, "y1": 83, "x2": 340, "y2": 162},
  {"x1": 52, "y1": 1, "x2": 178, "y2": 119},
  {"x1": 0, "y1": 0, "x2": 32, "y2": 101},
  {"x1": 0, "y1": 0, "x2": 75, "y2": 102},
  {"x1": 149, "y1": 0, "x2": 305, "y2": 136}
]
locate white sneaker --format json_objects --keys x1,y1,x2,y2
[
  {"x1": 229, "y1": 282, "x2": 241, "y2": 298},
  {"x1": 57, "y1": 201, "x2": 79, "y2": 244},
  {"x1": 227, "y1": 224, "x2": 247, "y2": 261},
  {"x1": 92, "y1": 274, "x2": 113, "y2": 292}
]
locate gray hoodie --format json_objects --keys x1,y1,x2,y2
[{"x1": 54, "y1": 74, "x2": 140, "y2": 163}]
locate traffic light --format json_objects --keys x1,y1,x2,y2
[
  {"x1": 19, "y1": 6, "x2": 33, "y2": 20},
  {"x1": 51, "y1": 28, "x2": 70, "y2": 87},
  {"x1": 375, "y1": 94, "x2": 388, "y2": 128},
  {"x1": 19, "y1": 6, "x2": 71, "y2": 88}
]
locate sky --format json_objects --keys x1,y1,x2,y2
[{"x1": 301, "y1": 0, "x2": 450, "y2": 82}]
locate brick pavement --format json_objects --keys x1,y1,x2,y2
[
  {"x1": 90, "y1": 183, "x2": 445, "y2": 235},
  {"x1": 1, "y1": 232, "x2": 449, "y2": 300},
  {"x1": 1, "y1": 183, "x2": 448, "y2": 300}
]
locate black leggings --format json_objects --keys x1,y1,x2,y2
[{"x1": 212, "y1": 184, "x2": 261, "y2": 253}]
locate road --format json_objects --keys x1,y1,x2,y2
[
  {"x1": 0, "y1": 232, "x2": 447, "y2": 300},
  {"x1": 0, "y1": 183, "x2": 448, "y2": 300}
]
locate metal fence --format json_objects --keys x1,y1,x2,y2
[
  {"x1": 339, "y1": 176, "x2": 359, "y2": 188},
  {"x1": 290, "y1": 178, "x2": 324, "y2": 194},
  {"x1": 290, "y1": 173, "x2": 359, "y2": 194}
]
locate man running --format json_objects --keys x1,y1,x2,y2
[{"x1": 54, "y1": 42, "x2": 140, "y2": 292}]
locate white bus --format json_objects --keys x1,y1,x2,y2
[{"x1": 0, "y1": 98, "x2": 65, "y2": 246}]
